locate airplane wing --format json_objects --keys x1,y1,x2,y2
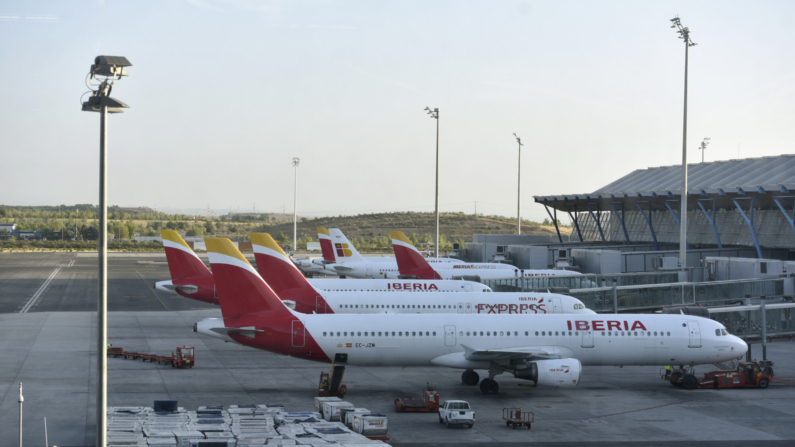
[{"x1": 461, "y1": 344, "x2": 570, "y2": 361}]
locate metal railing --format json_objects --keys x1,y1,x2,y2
[
  {"x1": 568, "y1": 278, "x2": 786, "y2": 312},
  {"x1": 483, "y1": 271, "x2": 680, "y2": 292}
]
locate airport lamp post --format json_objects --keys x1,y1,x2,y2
[
  {"x1": 18, "y1": 383, "x2": 22, "y2": 447},
  {"x1": 293, "y1": 157, "x2": 300, "y2": 252},
  {"x1": 671, "y1": 17, "x2": 696, "y2": 274},
  {"x1": 699, "y1": 137, "x2": 710, "y2": 163},
  {"x1": 81, "y1": 55, "x2": 131, "y2": 447},
  {"x1": 513, "y1": 133, "x2": 524, "y2": 235},
  {"x1": 425, "y1": 107, "x2": 440, "y2": 258}
]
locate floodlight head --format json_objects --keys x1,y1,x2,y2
[
  {"x1": 683, "y1": 27, "x2": 690, "y2": 33},
  {"x1": 292, "y1": 157, "x2": 300, "y2": 167},
  {"x1": 90, "y1": 55, "x2": 132, "y2": 78}
]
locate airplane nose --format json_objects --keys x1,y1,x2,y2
[{"x1": 733, "y1": 336, "x2": 748, "y2": 357}]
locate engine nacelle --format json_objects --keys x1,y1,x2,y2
[{"x1": 513, "y1": 359, "x2": 581, "y2": 388}]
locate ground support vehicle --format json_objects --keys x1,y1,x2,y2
[
  {"x1": 439, "y1": 400, "x2": 475, "y2": 428},
  {"x1": 318, "y1": 354, "x2": 347, "y2": 397},
  {"x1": 106, "y1": 346, "x2": 194, "y2": 368},
  {"x1": 667, "y1": 361, "x2": 773, "y2": 390},
  {"x1": 502, "y1": 408, "x2": 533, "y2": 429},
  {"x1": 395, "y1": 385, "x2": 440, "y2": 413}
]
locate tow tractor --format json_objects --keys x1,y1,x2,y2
[
  {"x1": 668, "y1": 361, "x2": 773, "y2": 390},
  {"x1": 395, "y1": 384, "x2": 440, "y2": 413}
]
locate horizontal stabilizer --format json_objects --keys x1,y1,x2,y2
[
  {"x1": 333, "y1": 265, "x2": 354, "y2": 272},
  {"x1": 210, "y1": 326, "x2": 263, "y2": 339}
]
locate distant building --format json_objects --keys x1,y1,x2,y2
[{"x1": 0, "y1": 223, "x2": 17, "y2": 232}]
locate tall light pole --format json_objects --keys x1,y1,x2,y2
[
  {"x1": 671, "y1": 16, "x2": 696, "y2": 273},
  {"x1": 425, "y1": 106, "x2": 440, "y2": 257},
  {"x1": 17, "y1": 383, "x2": 23, "y2": 447},
  {"x1": 292, "y1": 157, "x2": 300, "y2": 252},
  {"x1": 513, "y1": 133, "x2": 524, "y2": 235},
  {"x1": 699, "y1": 137, "x2": 711, "y2": 163},
  {"x1": 81, "y1": 55, "x2": 131, "y2": 447}
]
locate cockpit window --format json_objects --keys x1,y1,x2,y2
[
  {"x1": 715, "y1": 329, "x2": 721, "y2": 336},
  {"x1": 721, "y1": 328, "x2": 729, "y2": 336}
]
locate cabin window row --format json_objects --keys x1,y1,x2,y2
[
  {"x1": 323, "y1": 331, "x2": 438, "y2": 337},
  {"x1": 341, "y1": 304, "x2": 458, "y2": 309}
]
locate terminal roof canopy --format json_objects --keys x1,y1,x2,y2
[{"x1": 534, "y1": 155, "x2": 795, "y2": 212}]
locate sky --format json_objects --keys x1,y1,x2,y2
[{"x1": 1, "y1": 0, "x2": 794, "y2": 222}]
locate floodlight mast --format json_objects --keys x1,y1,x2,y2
[
  {"x1": 671, "y1": 16, "x2": 696, "y2": 276},
  {"x1": 81, "y1": 55, "x2": 131, "y2": 447},
  {"x1": 425, "y1": 106, "x2": 440, "y2": 257},
  {"x1": 699, "y1": 137, "x2": 711, "y2": 163},
  {"x1": 293, "y1": 157, "x2": 300, "y2": 253},
  {"x1": 513, "y1": 133, "x2": 524, "y2": 235}
]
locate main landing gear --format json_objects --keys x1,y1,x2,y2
[{"x1": 461, "y1": 368, "x2": 501, "y2": 395}]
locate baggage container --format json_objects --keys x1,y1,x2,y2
[
  {"x1": 313, "y1": 396, "x2": 342, "y2": 412},
  {"x1": 352, "y1": 414, "x2": 388, "y2": 436},
  {"x1": 341, "y1": 408, "x2": 370, "y2": 428},
  {"x1": 322, "y1": 401, "x2": 354, "y2": 422},
  {"x1": 172, "y1": 430, "x2": 205, "y2": 446}
]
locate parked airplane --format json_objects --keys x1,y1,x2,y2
[
  {"x1": 156, "y1": 231, "x2": 492, "y2": 306},
  {"x1": 249, "y1": 232, "x2": 593, "y2": 315},
  {"x1": 390, "y1": 231, "x2": 581, "y2": 280},
  {"x1": 196, "y1": 238, "x2": 746, "y2": 394},
  {"x1": 320, "y1": 228, "x2": 464, "y2": 279},
  {"x1": 155, "y1": 230, "x2": 216, "y2": 304}
]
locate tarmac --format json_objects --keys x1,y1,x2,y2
[{"x1": 1, "y1": 252, "x2": 795, "y2": 446}]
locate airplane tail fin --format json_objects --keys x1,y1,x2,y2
[
  {"x1": 205, "y1": 238, "x2": 292, "y2": 321},
  {"x1": 317, "y1": 227, "x2": 336, "y2": 262},
  {"x1": 250, "y1": 233, "x2": 332, "y2": 313},
  {"x1": 390, "y1": 231, "x2": 442, "y2": 279},
  {"x1": 161, "y1": 230, "x2": 211, "y2": 280},
  {"x1": 328, "y1": 228, "x2": 365, "y2": 262}
]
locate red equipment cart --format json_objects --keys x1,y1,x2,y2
[{"x1": 502, "y1": 408, "x2": 534, "y2": 429}]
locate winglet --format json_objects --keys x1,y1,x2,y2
[{"x1": 390, "y1": 231, "x2": 442, "y2": 279}]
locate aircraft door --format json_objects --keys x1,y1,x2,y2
[
  {"x1": 366, "y1": 264, "x2": 372, "y2": 277},
  {"x1": 316, "y1": 296, "x2": 326, "y2": 314},
  {"x1": 464, "y1": 284, "x2": 472, "y2": 292},
  {"x1": 291, "y1": 320, "x2": 306, "y2": 347},
  {"x1": 444, "y1": 325, "x2": 456, "y2": 346},
  {"x1": 581, "y1": 328, "x2": 594, "y2": 348},
  {"x1": 457, "y1": 303, "x2": 464, "y2": 314},
  {"x1": 465, "y1": 302, "x2": 472, "y2": 314},
  {"x1": 687, "y1": 321, "x2": 702, "y2": 348},
  {"x1": 551, "y1": 297, "x2": 561, "y2": 314}
]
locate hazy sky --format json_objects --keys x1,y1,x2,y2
[{"x1": 2, "y1": 0, "x2": 793, "y2": 222}]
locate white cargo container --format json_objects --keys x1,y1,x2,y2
[
  {"x1": 172, "y1": 430, "x2": 204, "y2": 446},
  {"x1": 341, "y1": 408, "x2": 370, "y2": 428},
  {"x1": 351, "y1": 414, "x2": 388, "y2": 436},
  {"x1": 322, "y1": 401, "x2": 354, "y2": 421},
  {"x1": 314, "y1": 396, "x2": 342, "y2": 412}
]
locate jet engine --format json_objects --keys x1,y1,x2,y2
[{"x1": 513, "y1": 359, "x2": 581, "y2": 388}]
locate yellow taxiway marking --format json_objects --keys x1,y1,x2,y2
[{"x1": 135, "y1": 269, "x2": 167, "y2": 310}]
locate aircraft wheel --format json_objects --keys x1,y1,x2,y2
[
  {"x1": 462, "y1": 369, "x2": 480, "y2": 386},
  {"x1": 682, "y1": 374, "x2": 698, "y2": 390},
  {"x1": 479, "y1": 378, "x2": 499, "y2": 395},
  {"x1": 759, "y1": 378, "x2": 769, "y2": 389}
]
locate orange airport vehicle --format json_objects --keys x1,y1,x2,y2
[
  {"x1": 502, "y1": 408, "x2": 534, "y2": 429},
  {"x1": 668, "y1": 361, "x2": 773, "y2": 389},
  {"x1": 395, "y1": 384, "x2": 440, "y2": 413}
]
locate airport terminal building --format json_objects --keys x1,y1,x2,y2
[{"x1": 534, "y1": 155, "x2": 795, "y2": 257}]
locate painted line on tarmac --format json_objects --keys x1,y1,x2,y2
[
  {"x1": 19, "y1": 267, "x2": 61, "y2": 313},
  {"x1": 135, "y1": 269, "x2": 168, "y2": 310}
]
